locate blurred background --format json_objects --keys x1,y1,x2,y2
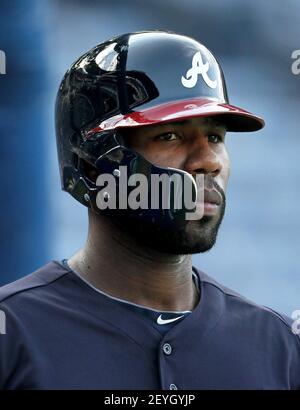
[{"x1": 0, "y1": 0, "x2": 299, "y2": 315}]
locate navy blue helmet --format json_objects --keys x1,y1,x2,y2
[{"x1": 55, "y1": 31, "x2": 264, "y2": 226}]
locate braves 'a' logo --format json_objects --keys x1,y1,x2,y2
[{"x1": 181, "y1": 51, "x2": 217, "y2": 89}]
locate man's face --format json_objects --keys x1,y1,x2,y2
[{"x1": 112, "y1": 116, "x2": 230, "y2": 254}]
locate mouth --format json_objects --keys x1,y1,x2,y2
[{"x1": 203, "y1": 189, "x2": 222, "y2": 215}]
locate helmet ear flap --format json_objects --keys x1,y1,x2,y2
[
  {"x1": 72, "y1": 152, "x2": 80, "y2": 171},
  {"x1": 114, "y1": 129, "x2": 127, "y2": 148},
  {"x1": 62, "y1": 160, "x2": 98, "y2": 207},
  {"x1": 77, "y1": 157, "x2": 98, "y2": 184}
]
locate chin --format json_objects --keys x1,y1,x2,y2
[
  {"x1": 108, "y1": 207, "x2": 226, "y2": 256},
  {"x1": 147, "y1": 216, "x2": 222, "y2": 255}
]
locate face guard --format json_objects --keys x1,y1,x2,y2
[
  {"x1": 62, "y1": 129, "x2": 199, "y2": 229},
  {"x1": 55, "y1": 31, "x2": 264, "y2": 228}
]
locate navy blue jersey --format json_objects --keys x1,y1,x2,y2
[{"x1": 0, "y1": 260, "x2": 299, "y2": 390}]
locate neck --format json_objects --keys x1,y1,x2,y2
[{"x1": 68, "y1": 211, "x2": 200, "y2": 312}]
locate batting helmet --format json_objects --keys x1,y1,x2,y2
[{"x1": 55, "y1": 31, "x2": 264, "y2": 227}]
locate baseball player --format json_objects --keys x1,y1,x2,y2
[{"x1": 0, "y1": 31, "x2": 299, "y2": 390}]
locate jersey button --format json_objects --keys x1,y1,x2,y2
[
  {"x1": 169, "y1": 383, "x2": 178, "y2": 390},
  {"x1": 162, "y1": 343, "x2": 172, "y2": 355}
]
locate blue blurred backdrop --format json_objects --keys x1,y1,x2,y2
[{"x1": 0, "y1": 0, "x2": 299, "y2": 315}]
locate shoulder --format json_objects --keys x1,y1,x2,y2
[
  {"x1": 194, "y1": 267, "x2": 300, "y2": 342},
  {"x1": 0, "y1": 260, "x2": 70, "y2": 305},
  {"x1": 0, "y1": 261, "x2": 71, "y2": 388},
  {"x1": 194, "y1": 268, "x2": 300, "y2": 390}
]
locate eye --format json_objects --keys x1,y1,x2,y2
[
  {"x1": 154, "y1": 132, "x2": 180, "y2": 142},
  {"x1": 208, "y1": 133, "x2": 224, "y2": 144}
]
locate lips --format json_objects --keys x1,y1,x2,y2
[{"x1": 203, "y1": 189, "x2": 222, "y2": 206}]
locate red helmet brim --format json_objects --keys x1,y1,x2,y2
[{"x1": 95, "y1": 98, "x2": 264, "y2": 133}]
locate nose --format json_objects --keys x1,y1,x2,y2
[{"x1": 183, "y1": 135, "x2": 222, "y2": 177}]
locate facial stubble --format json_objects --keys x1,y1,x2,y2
[{"x1": 105, "y1": 188, "x2": 226, "y2": 255}]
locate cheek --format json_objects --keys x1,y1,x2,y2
[
  {"x1": 220, "y1": 150, "x2": 231, "y2": 190},
  {"x1": 212, "y1": 145, "x2": 230, "y2": 193}
]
